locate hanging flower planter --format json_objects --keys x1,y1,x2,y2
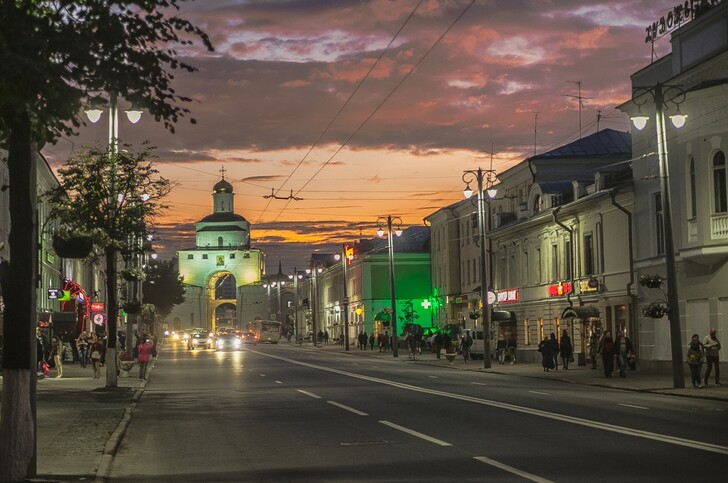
[
  {"x1": 52, "y1": 234, "x2": 93, "y2": 259},
  {"x1": 122, "y1": 299, "x2": 142, "y2": 315},
  {"x1": 639, "y1": 274, "x2": 664, "y2": 289},
  {"x1": 469, "y1": 311, "x2": 480, "y2": 320},
  {"x1": 642, "y1": 302, "x2": 668, "y2": 319},
  {"x1": 120, "y1": 267, "x2": 146, "y2": 282}
]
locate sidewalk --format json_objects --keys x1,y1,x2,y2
[
  {"x1": 0, "y1": 357, "x2": 148, "y2": 481},
  {"x1": 303, "y1": 340, "x2": 728, "y2": 402}
]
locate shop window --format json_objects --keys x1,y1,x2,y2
[{"x1": 538, "y1": 318, "x2": 544, "y2": 342}]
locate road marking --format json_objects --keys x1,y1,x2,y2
[
  {"x1": 297, "y1": 390, "x2": 322, "y2": 399},
  {"x1": 259, "y1": 374, "x2": 266, "y2": 377},
  {"x1": 428, "y1": 375, "x2": 439, "y2": 379},
  {"x1": 327, "y1": 401, "x2": 368, "y2": 416},
  {"x1": 474, "y1": 456, "x2": 553, "y2": 483},
  {"x1": 379, "y1": 420, "x2": 451, "y2": 446},
  {"x1": 470, "y1": 382, "x2": 487, "y2": 386},
  {"x1": 275, "y1": 380, "x2": 283, "y2": 384},
  {"x1": 529, "y1": 391, "x2": 548, "y2": 395},
  {"x1": 265, "y1": 353, "x2": 728, "y2": 455},
  {"x1": 618, "y1": 403, "x2": 649, "y2": 410}
]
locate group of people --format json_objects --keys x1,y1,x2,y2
[
  {"x1": 37, "y1": 329, "x2": 156, "y2": 381},
  {"x1": 495, "y1": 336, "x2": 518, "y2": 365},
  {"x1": 537, "y1": 330, "x2": 573, "y2": 372},
  {"x1": 356, "y1": 330, "x2": 393, "y2": 352},
  {"x1": 686, "y1": 329, "x2": 721, "y2": 388},
  {"x1": 593, "y1": 330, "x2": 635, "y2": 378}
]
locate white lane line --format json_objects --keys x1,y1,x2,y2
[
  {"x1": 327, "y1": 401, "x2": 368, "y2": 416},
  {"x1": 428, "y1": 375, "x2": 439, "y2": 379},
  {"x1": 470, "y1": 382, "x2": 487, "y2": 386},
  {"x1": 529, "y1": 391, "x2": 549, "y2": 395},
  {"x1": 274, "y1": 380, "x2": 283, "y2": 384},
  {"x1": 259, "y1": 374, "x2": 266, "y2": 377},
  {"x1": 264, "y1": 353, "x2": 728, "y2": 456},
  {"x1": 474, "y1": 456, "x2": 553, "y2": 483},
  {"x1": 297, "y1": 390, "x2": 322, "y2": 399},
  {"x1": 619, "y1": 403, "x2": 649, "y2": 410},
  {"x1": 380, "y1": 420, "x2": 451, "y2": 446}
]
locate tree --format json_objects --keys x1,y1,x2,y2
[
  {"x1": 143, "y1": 258, "x2": 185, "y2": 319},
  {"x1": 0, "y1": 2, "x2": 212, "y2": 480}
]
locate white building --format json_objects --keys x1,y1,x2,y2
[
  {"x1": 618, "y1": 1, "x2": 728, "y2": 371},
  {"x1": 171, "y1": 174, "x2": 266, "y2": 332}
]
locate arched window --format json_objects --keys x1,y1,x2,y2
[
  {"x1": 532, "y1": 194, "x2": 542, "y2": 215},
  {"x1": 218, "y1": 236, "x2": 224, "y2": 247},
  {"x1": 688, "y1": 156, "x2": 697, "y2": 218},
  {"x1": 712, "y1": 151, "x2": 727, "y2": 214}
]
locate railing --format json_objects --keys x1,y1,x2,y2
[{"x1": 711, "y1": 213, "x2": 728, "y2": 239}]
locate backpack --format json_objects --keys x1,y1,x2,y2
[{"x1": 688, "y1": 348, "x2": 701, "y2": 363}]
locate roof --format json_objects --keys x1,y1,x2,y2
[
  {"x1": 213, "y1": 178, "x2": 233, "y2": 193},
  {"x1": 537, "y1": 181, "x2": 574, "y2": 194},
  {"x1": 533, "y1": 129, "x2": 631, "y2": 159},
  {"x1": 197, "y1": 225, "x2": 247, "y2": 232},
  {"x1": 199, "y1": 213, "x2": 247, "y2": 223}
]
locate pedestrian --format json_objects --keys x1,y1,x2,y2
[
  {"x1": 76, "y1": 331, "x2": 89, "y2": 369},
  {"x1": 496, "y1": 337, "x2": 506, "y2": 365},
  {"x1": 559, "y1": 329, "x2": 573, "y2": 370},
  {"x1": 433, "y1": 333, "x2": 443, "y2": 359},
  {"x1": 687, "y1": 333, "x2": 705, "y2": 388},
  {"x1": 588, "y1": 331, "x2": 600, "y2": 369},
  {"x1": 369, "y1": 333, "x2": 375, "y2": 351},
  {"x1": 384, "y1": 330, "x2": 390, "y2": 352},
  {"x1": 50, "y1": 336, "x2": 64, "y2": 378},
  {"x1": 323, "y1": 330, "x2": 329, "y2": 345},
  {"x1": 614, "y1": 329, "x2": 635, "y2": 378},
  {"x1": 377, "y1": 333, "x2": 384, "y2": 352},
  {"x1": 599, "y1": 330, "x2": 616, "y2": 378},
  {"x1": 703, "y1": 328, "x2": 721, "y2": 386},
  {"x1": 506, "y1": 335, "x2": 517, "y2": 364},
  {"x1": 538, "y1": 336, "x2": 554, "y2": 371},
  {"x1": 89, "y1": 335, "x2": 104, "y2": 379},
  {"x1": 461, "y1": 331, "x2": 473, "y2": 363},
  {"x1": 136, "y1": 334, "x2": 155, "y2": 380},
  {"x1": 549, "y1": 333, "x2": 560, "y2": 371}
]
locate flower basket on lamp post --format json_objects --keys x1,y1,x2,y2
[
  {"x1": 122, "y1": 299, "x2": 142, "y2": 315},
  {"x1": 642, "y1": 302, "x2": 669, "y2": 319},
  {"x1": 639, "y1": 274, "x2": 664, "y2": 289},
  {"x1": 120, "y1": 267, "x2": 146, "y2": 282},
  {"x1": 52, "y1": 234, "x2": 93, "y2": 259}
]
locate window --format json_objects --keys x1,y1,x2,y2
[
  {"x1": 218, "y1": 236, "x2": 224, "y2": 247},
  {"x1": 584, "y1": 234, "x2": 594, "y2": 276},
  {"x1": 202, "y1": 254, "x2": 208, "y2": 260},
  {"x1": 187, "y1": 254, "x2": 193, "y2": 260},
  {"x1": 712, "y1": 151, "x2": 727, "y2": 214},
  {"x1": 522, "y1": 250, "x2": 529, "y2": 286},
  {"x1": 564, "y1": 239, "x2": 572, "y2": 280},
  {"x1": 551, "y1": 244, "x2": 558, "y2": 281},
  {"x1": 688, "y1": 156, "x2": 697, "y2": 219},
  {"x1": 533, "y1": 194, "x2": 542, "y2": 215},
  {"x1": 655, "y1": 192, "x2": 665, "y2": 255},
  {"x1": 535, "y1": 247, "x2": 541, "y2": 284},
  {"x1": 229, "y1": 254, "x2": 236, "y2": 259}
]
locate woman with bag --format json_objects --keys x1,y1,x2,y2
[{"x1": 89, "y1": 334, "x2": 104, "y2": 379}]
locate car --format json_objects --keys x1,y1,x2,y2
[
  {"x1": 215, "y1": 332, "x2": 242, "y2": 351},
  {"x1": 187, "y1": 331, "x2": 213, "y2": 350},
  {"x1": 240, "y1": 331, "x2": 258, "y2": 345}
]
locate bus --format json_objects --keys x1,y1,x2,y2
[{"x1": 246, "y1": 319, "x2": 281, "y2": 344}]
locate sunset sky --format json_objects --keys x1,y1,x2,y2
[{"x1": 41, "y1": 0, "x2": 679, "y2": 274}]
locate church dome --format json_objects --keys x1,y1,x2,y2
[{"x1": 213, "y1": 178, "x2": 233, "y2": 193}]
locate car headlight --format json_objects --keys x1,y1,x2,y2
[
  {"x1": 234, "y1": 339, "x2": 242, "y2": 347},
  {"x1": 207, "y1": 338, "x2": 213, "y2": 344}
]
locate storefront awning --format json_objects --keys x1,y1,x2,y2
[
  {"x1": 492, "y1": 310, "x2": 516, "y2": 322},
  {"x1": 561, "y1": 305, "x2": 600, "y2": 319}
]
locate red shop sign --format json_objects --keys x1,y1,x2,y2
[
  {"x1": 548, "y1": 282, "x2": 572, "y2": 297},
  {"x1": 91, "y1": 302, "x2": 105, "y2": 312}
]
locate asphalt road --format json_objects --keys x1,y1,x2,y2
[{"x1": 106, "y1": 342, "x2": 728, "y2": 482}]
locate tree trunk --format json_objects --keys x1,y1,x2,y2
[
  {"x1": 0, "y1": 110, "x2": 38, "y2": 480},
  {"x1": 105, "y1": 245, "x2": 118, "y2": 387}
]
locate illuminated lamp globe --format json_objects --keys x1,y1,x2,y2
[
  {"x1": 85, "y1": 109, "x2": 103, "y2": 124},
  {"x1": 631, "y1": 116, "x2": 649, "y2": 131},
  {"x1": 463, "y1": 183, "x2": 474, "y2": 199},
  {"x1": 670, "y1": 113, "x2": 687, "y2": 129}
]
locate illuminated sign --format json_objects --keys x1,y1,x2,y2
[
  {"x1": 579, "y1": 279, "x2": 600, "y2": 293},
  {"x1": 497, "y1": 288, "x2": 519, "y2": 303},
  {"x1": 645, "y1": 0, "x2": 722, "y2": 43},
  {"x1": 421, "y1": 299, "x2": 431, "y2": 309},
  {"x1": 344, "y1": 244, "x2": 354, "y2": 265},
  {"x1": 48, "y1": 289, "x2": 63, "y2": 299},
  {"x1": 548, "y1": 282, "x2": 573, "y2": 297},
  {"x1": 91, "y1": 302, "x2": 105, "y2": 312}
]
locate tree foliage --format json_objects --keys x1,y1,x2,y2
[
  {"x1": 0, "y1": 2, "x2": 211, "y2": 479},
  {"x1": 143, "y1": 257, "x2": 185, "y2": 318}
]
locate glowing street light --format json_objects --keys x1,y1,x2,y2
[{"x1": 377, "y1": 215, "x2": 402, "y2": 357}]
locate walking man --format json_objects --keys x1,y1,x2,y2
[{"x1": 704, "y1": 328, "x2": 721, "y2": 386}]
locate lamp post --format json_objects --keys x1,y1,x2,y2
[
  {"x1": 630, "y1": 83, "x2": 687, "y2": 389},
  {"x1": 288, "y1": 268, "x2": 304, "y2": 342},
  {"x1": 84, "y1": 93, "x2": 142, "y2": 388},
  {"x1": 377, "y1": 216, "x2": 402, "y2": 357},
  {"x1": 306, "y1": 265, "x2": 324, "y2": 347},
  {"x1": 463, "y1": 168, "x2": 497, "y2": 369},
  {"x1": 335, "y1": 247, "x2": 354, "y2": 352}
]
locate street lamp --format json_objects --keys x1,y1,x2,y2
[
  {"x1": 84, "y1": 92, "x2": 142, "y2": 388},
  {"x1": 335, "y1": 246, "x2": 354, "y2": 351},
  {"x1": 463, "y1": 167, "x2": 498, "y2": 369},
  {"x1": 377, "y1": 216, "x2": 402, "y2": 357},
  {"x1": 630, "y1": 82, "x2": 687, "y2": 389},
  {"x1": 288, "y1": 268, "x2": 304, "y2": 342},
  {"x1": 306, "y1": 265, "x2": 324, "y2": 346}
]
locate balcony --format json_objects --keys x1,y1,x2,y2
[{"x1": 711, "y1": 213, "x2": 728, "y2": 240}]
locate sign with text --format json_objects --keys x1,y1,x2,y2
[
  {"x1": 548, "y1": 282, "x2": 572, "y2": 297},
  {"x1": 91, "y1": 302, "x2": 105, "y2": 312},
  {"x1": 645, "y1": 0, "x2": 722, "y2": 43},
  {"x1": 497, "y1": 288, "x2": 519, "y2": 303}
]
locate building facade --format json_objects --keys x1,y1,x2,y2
[{"x1": 171, "y1": 174, "x2": 266, "y2": 332}]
